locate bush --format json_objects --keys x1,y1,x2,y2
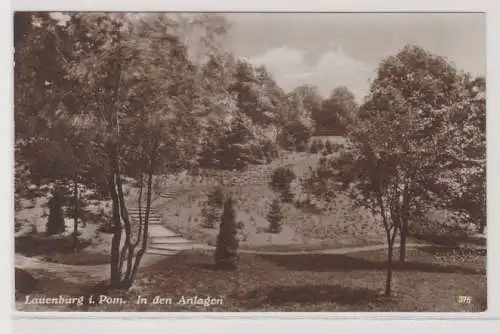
[
  {"x1": 97, "y1": 221, "x2": 114, "y2": 234},
  {"x1": 15, "y1": 219, "x2": 22, "y2": 233},
  {"x1": 258, "y1": 139, "x2": 280, "y2": 162},
  {"x1": 214, "y1": 197, "x2": 239, "y2": 269},
  {"x1": 197, "y1": 115, "x2": 279, "y2": 171},
  {"x1": 316, "y1": 139, "x2": 325, "y2": 151},
  {"x1": 267, "y1": 198, "x2": 284, "y2": 233},
  {"x1": 278, "y1": 121, "x2": 313, "y2": 152},
  {"x1": 269, "y1": 166, "x2": 296, "y2": 202},
  {"x1": 201, "y1": 186, "x2": 225, "y2": 228},
  {"x1": 65, "y1": 196, "x2": 87, "y2": 220},
  {"x1": 324, "y1": 140, "x2": 334, "y2": 154},
  {"x1": 15, "y1": 268, "x2": 38, "y2": 294},
  {"x1": 46, "y1": 188, "x2": 66, "y2": 235},
  {"x1": 309, "y1": 139, "x2": 319, "y2": 153},
  {"x1": 236, "y1": 220, "x2": 245, "y2": 230}
]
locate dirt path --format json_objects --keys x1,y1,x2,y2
[
  {"x1": 15, "y1": 221, "x2": 486, "y2": 284},
  {"x1": 15, "y1": 253, "x2": 168, "y2": 283}
]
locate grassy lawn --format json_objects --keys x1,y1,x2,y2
[
  {"x1": 15, "y1": 232, "x2": 111, "y2": 266},
  {"x1": 15, "y1": 182, "x2": 116, "y2": 266},
  {"x1": 153, "y1": 151, "x2": 387, "y2": 251},
  {"x1": 40, "y1": 251, "x2": 111, "y2": 265},
  {"x1": 18, "y1": 245, "x2": 485, "y2": 312}
]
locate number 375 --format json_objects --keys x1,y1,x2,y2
[{"x1": 458, "y1": 296, "x2": 472, "y2": 304}]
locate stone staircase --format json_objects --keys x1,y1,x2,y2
[
  {"x1": 127, "y1": 206, "x2": 210, "y2": 256},
  {"x1": 158, "y1": 190, "x2": 179, "y2": 200}
]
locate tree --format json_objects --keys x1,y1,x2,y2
[
  {"x1": 309, "y1": 139, "x2": 320, "y2": 154},
  {"x1": 230, "y1": 61, "x2": 286, "y2": 126},
  {"x1": 316, "y1": 139, "x2": 325, "y2": 152},
  {"x1": 278, "y1": 120, "x2": 313, "y2": 152},
  {"x1": 324, "y1": 140, "x2": 334, "y2": 155},
  {"x1": 303, "y1": 44, "x2": 473, "y2": 296},
  {"x1": 267, "y1": 198, "x2": 284, "y2": 233},
  {"x1": 15, "y1": 13, "x2": 108, "y2": 248},
  {"x1": 196, "y1": 56, "x2": 283, "y2": 170},
  {"x1": 316, "y1": 86, "x2": 357, "y2": 136},
  {"x1": 59, "y1": 13, "x2": 203, "y2": 290},
  {"x1": 214, "y1": 197, "x2": 239, "y2": 269},
  {"x1": 286, "y1": 85, "x2": 321, "y2": 130},
  {"x1": 46, "y1": 187, "x2": 66, "y2": 235},
  {"x1": 14, "y1": 13, "x2": 68, "y2": 142},
  {"x1": 269, "y1": 166, "x2": 296, "y2": 203},
  {"x1": 443, "y1": 76, "x2": 486, "y2": 233},
  {"x1": 278, "y1": 85, "x2": 320, "y2": 151},
  {"x1": 358, "y1": 44, "x2": 474, "y2": 263}
]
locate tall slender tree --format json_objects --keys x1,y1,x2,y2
[{"x1": 303, "y1": 45, "x2": 475, "y2": 295}]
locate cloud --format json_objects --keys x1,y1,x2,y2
[
  {"x1": 247, "y1": 45, "x2": 375, "y2": 101},
  {"x1": 49, "y1": 12, "x2": 71, "y2": 26}
]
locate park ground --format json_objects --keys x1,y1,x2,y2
[
  {"x1": 16, "y1": 246, "x2": 486, "y2": 312},
  {"x1": 14, "y1": 137, "x2": 487, "y2": 312}
]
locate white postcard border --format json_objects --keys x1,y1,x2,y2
[{"x1": 2, "y1": 0, "x2": 499, "y2": 331}]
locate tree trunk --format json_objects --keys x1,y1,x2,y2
[
  {"x1": 385, "y1": 236, "x2": 395, "y2": 297},
  {"x1": 72, "y1": 179, "x2": 79, "y2": 249},
  {"x1": 109, "y1": 173, "x2": 122, "y2": 289},
  {"x1": 399, "y1": 182, "x2": 410, "y2": 263},
  {"x1": 399, "y1": 219, "x2": 408, "y2": 263},
  {"x1": 125, "y1": 155, "x2": 156, "y2": 288},
  {"x1": 478, "y1": 217, "x2": 486, "y2": 234}
]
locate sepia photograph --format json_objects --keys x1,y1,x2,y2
[{"x1": 13, "y1": 11, "x2": 486, "y2": 312}]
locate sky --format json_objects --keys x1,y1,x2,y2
[
  {"x1": 223, "y1": 13, "x2": 486, "y2": 101},
  {"x1": 48, "y1": 12, "x2": 486, "y2": 102}
]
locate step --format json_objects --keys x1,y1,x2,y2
[
  {"x1": 129, "y1": 212, "x2": 160, "y2": 216},
  {"x1": 129, "y1": 219, "x2": 162, "y2": 224},
  {"x1": 143, "y1": 221, "x2": 163, "y2": 225},
  {"x1": 129, "y1": 214, "x2": 161, "y2": 219},
  {"x1": 129, "y1": 215, "x2": 161, "y2": 220},
  {"x1": 128, "y1": 209, "x2": 158, "y2": 215},
  {"x1": 128, "y1": 213, "x2": 161, "y2": 217},
  {"x1": 128, "y1": 210, "x2": 160, "y2": 214},
  {"x1": 150, "y1": 236, "x2": 198, "y2": 244},
  {"x1": 146, "y1": 249, "x2": 179, "y2": 256},
  {"x1": 149, "y1": 243, "x2": 205, "y2": 251},
  {"x1": 148, "y1": 225, "x2": 179, "y2": 237},
  {"x1": 128, "y1": 206, "x2": 159, "y2": 209}
]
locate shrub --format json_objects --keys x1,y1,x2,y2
[
  {"x1": 316, "y1": 139, "x2": 325, "y2": 151},
  {"x1": 269, "y1": 166, "x2": 296, "y2": 203},
  {"x1": 201, "y1": 186, "x2": 225, "y2": 228},
  {"x1": 214, "y1": 197, "x2": 239, "y2": 269},
  {"x1": 15, "y1": 219, "x2": 22, "y2": 233},
  {"x1": 15, "y1": 196, "x2": 22, "y2": 212},
  {"x1": 46, "y1": 188, "x2": 66, "y2": 235},
  {"x1": 278, "y1": 121, "x2": 313, "y2": 152},
  {"x1": 208, "y1": 186, "x2": 225, "y2": 207},
  {"x1": 65, "y1": 196, "x2": 87, "y2": 221},
  {"x1": 97, "y1": 221, "x2": 114, "y2": 234},
  {"x1": 236, "y1": 220, "x2": 245, "y2": 230},
  {"x1": 198, "y1": 116, "x2": 278, "y2": 171},
  {"x1": 267, "y1": 198, "x2": 284, "y2": 233},
  {"x1": 309, "y1": 139, "x2": 319, "y2": 153},
  {"x1": 15, "y1": 268, "x2": 38, "y2": 294},
  {"x1": 324, "y1": 140, "x2": 334, "y2": 154},
  {"x1": 29, "y1": 221, "x2": 38, "y2": 235},
  {"x1": 200, "y1": 205, "x2": 219, "y2": 228},
  {"x1": 29, "y1": 197, "x2": 37, "y2": 208}
]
